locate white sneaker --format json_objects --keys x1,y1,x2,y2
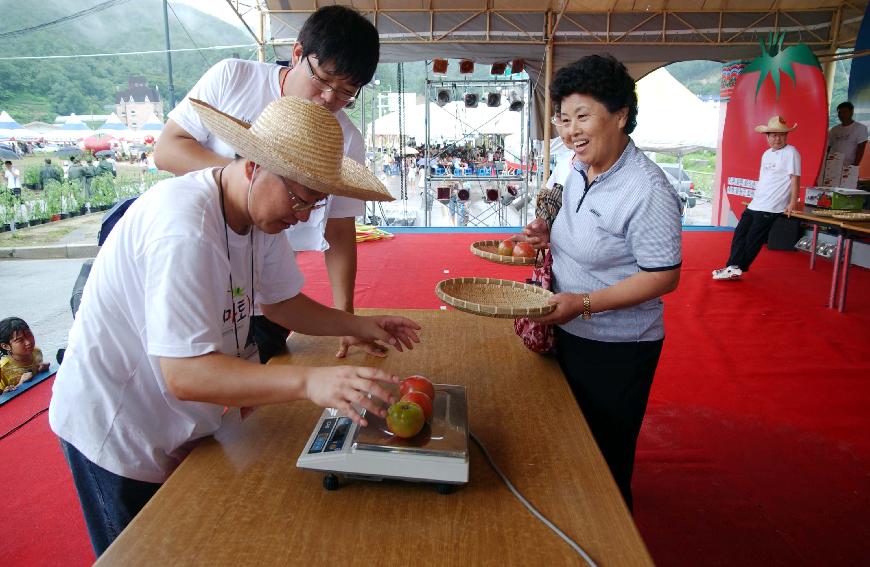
[{"x1": 712, "y1": 266, "x2": 743, "y2": 280}]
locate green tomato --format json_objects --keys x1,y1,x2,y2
[{"x1": 386, "y1": 401, "x2": 425, "y2": 438}]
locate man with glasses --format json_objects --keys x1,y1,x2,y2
[{"x1": 156, "y1": 5, "x2": 379, "y2": 362}]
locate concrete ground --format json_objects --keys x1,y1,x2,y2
[{"x1": 0, "y1": 258, "x2": 86, "y2": 365}]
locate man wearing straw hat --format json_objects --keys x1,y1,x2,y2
[
  {"x1": 713, "y1": 115, "x2": 801, "y2": 280},
  {"x1": 49, "y1": 95, "x2": 417, "y2": 557},
  {"x1": 156, "y1": 6, "x2": 378, "y2": 362}
]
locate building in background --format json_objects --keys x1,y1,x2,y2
[{"x1": 115, "y1": 77, "x2": 163, "y2": 129}]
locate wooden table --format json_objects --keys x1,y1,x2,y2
[
  {"x1": 97, "y1": 310, "x2": 653, "y2": 567},
  {"x1": 787, "y1": 208, "x2": 869, "y2": 312}
]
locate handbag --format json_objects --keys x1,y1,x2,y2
[
  {"x1": 514, "y1": 248, "x2": 556, "y2": 354},
  {"x1": 513, "y1": 180, "x2": 564, "y2": 354}
]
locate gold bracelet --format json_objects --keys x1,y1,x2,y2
[{"x1": 581, "y1": 293, "x2": 592, "y2": 320}]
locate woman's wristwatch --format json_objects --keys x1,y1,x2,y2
[{"x1": 581, "y1": 293, "x2": 592, "y2": 320}]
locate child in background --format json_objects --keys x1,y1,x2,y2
[{"x1": 1, "y1": 317, "x2": 50, "y2": 393}]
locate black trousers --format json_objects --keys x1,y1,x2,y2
[
  {"x1": 252, "y1": 315, "x2": 290, "y2": 364},
  {"x1": 554, "y1": 327, "x2": 663, "y2": 510},
  {"x1": 726, "y1": 209, "x2": 780, "y2": 272}
]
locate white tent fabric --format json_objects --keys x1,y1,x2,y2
[
  {"x1": 46, "y1": 114, "x2": 93, "y2": 142},
  {"x1": 126, "y1": 113, "x2": 164, "y2": 142},
  {"x1": 96, "y1": 112, "x2": 136, "y2": 140},
  {"x1": 0, "y1": 110, "x2": 40, "y2": 142},
  {"x1": 631, "y1": 68, "x2": 719, "y2": 155}
]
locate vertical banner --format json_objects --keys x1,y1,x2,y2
[
  {"x1": 719, "y1": 34, "x2": 828, "y2": 221},
  {"x1": 851, "y1": 5, "x2": 870, "y2": 179}
]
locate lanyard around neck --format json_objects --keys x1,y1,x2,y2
[{"x1": 218, "y1": 167, "x2": 255, "y2": 358}]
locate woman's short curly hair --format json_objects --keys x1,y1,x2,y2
[{"x1": 550, "y1": 54, "x2": 638, "y2": 135}]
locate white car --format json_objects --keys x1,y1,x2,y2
[{"x1": 33, "y1": 144, "x2": 61, "y2": 154}]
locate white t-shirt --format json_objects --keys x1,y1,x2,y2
[
  {"x1": 545, "y1": 153, "x2": 574, "y2": 189},
  {"x1": 828, "y1": 121, "x2": 869, "y2": 166},
  {"x1": 168, "y1": 58, "x2": 366, "y2": 252},
  {"x1": 4, "y1": 167, "x2": 20, "y2": 189},
  {"x1": 749, "y1": 144, "x2": 801, "y2": 213},
  {"x1": 49, "y1": 169, "x2": 303, "y2": 483}
]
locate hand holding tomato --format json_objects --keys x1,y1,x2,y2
[
  {"x1": 304, "y1": 366, "x2": 400, "y2": 427},
  {"x1": 522, "y1": 218, "x2": 550, "y2": 249}
]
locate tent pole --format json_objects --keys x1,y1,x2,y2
[
  {"x1": 542, "y1": 11, "x2": 554, "y2": 186},
  {"x1": 258, "y1": 8, "x2": 266, "y2": 63}
]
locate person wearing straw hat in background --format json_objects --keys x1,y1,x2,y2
[
  {"x1": 712, "y1": 115, "x2": 801, "y2": 280},
  {"x1": 49, "y1": 95, "x2": 418, "y2": 557},
  {"x1": 156, "y1": 6, "x2": 379, "y2": 363}
]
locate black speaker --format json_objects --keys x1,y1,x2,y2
[{"x1": 486, "y1": 92, "x2": 501, "y2": 107}]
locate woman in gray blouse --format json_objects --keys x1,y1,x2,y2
[{"x1": 523, "y1": 54, "x2": 683, "y2": 510}]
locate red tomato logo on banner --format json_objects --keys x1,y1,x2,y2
[{"x1": 721, "y1": 33, "x2": 827, "y2": 219}]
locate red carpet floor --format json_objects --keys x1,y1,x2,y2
[{"x1": 2, "y1": 231, "x2": 868, "y2": 566}]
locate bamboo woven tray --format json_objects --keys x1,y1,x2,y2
[
  {"x1": 470, "y1": 240, "x2": 536, "y2": 265},
  {"x1": 435, "y1": 277, "x2": 555, "y2": 318},
  {"x1": 806, "y1": 208, "x2": 839, "y2": 217},
  {"x1": 832, "y1": 211, "x2": 870, "y2": 221}
]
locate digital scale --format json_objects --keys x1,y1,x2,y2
[{"x1": 296, "y1": 384, "x2": 469, "y2": 493}]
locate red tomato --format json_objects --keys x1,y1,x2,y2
[
  {"x1": 386, "y1": 401, "x2": 425, "y2": 438},
  {"x1": 512, "y1": 241, "x2": 535, "y2": 258},
  {"x1": 401, "y1": 391, "x2": 433, "y2": 422},
  {"x1": 721, "y1": 36, "x2": 827, "y2": 219},
  {"x1": 400, "y1": 375, "x2": 436, "y2": 401},
  {"x1": 497, "y1": 239, "x2": 514, "y2": 256}
]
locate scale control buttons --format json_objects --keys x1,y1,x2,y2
[
  {"x1": 318, "y1": 418, "x2": 337, "y2": 435},
  {"x1": 324, "y1": 417, "x2": 352, "y2": 453},
  {"x1": 308, "y1": 418, "x2": 338, "y2": 454},
  {"x1": 309, "y1": 434, "x2": 329, "y2": 454}
]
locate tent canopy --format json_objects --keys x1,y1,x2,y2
[
  {"x1": 0, "y1": 110, "x2": 40, "y2": 142},
  {"x1": 632, "y1": 67, "x2": 719, "y2": 155},
  {"x1": 265, "y1": 1, "x2": 863, "y2": 76}
]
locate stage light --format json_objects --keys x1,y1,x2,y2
[
  {"x1": 436, "y1": 89, "x2": 451, "y2": 107},
  {"x1": 459, "y1": 60, "x2": 474, "y2": 74},
  {"x1": 508, "y1": 91, "x2": 523, "y2": 112},
  {"x1": 486, "y1": 92, "x2": 501, "y2": 107},
  {"x1": 511, "y1": 59, "x2": 525, "y2": 74},
  {"x1": 432, "y1": 59, "x2": 448, "y2": 75},
  {"x1": 464, "y1": 92, "x2": 479, "y2": 108},
  {"x1": 490, "y1": 62, "x2": 507, "y2": 75}
]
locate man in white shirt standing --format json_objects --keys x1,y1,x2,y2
[
  {"x1": 713, "y1": 115, "x2": 801, "y2": 280},
  {"x1": 3, "y1": 160, "x2": 21, "y2": 197},
  {"x1": 155, "y1": 6, "x2": 379, "y2": 362},
  {"x1": 827, "y1": 101, "x2": 868, "y2": 167}
]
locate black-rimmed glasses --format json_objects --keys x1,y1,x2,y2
[{"x1": 304, "y1": 56, "x2": 360, "y2": 107}]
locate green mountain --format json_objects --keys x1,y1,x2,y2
[{"x1": 0, "y1": 0, "x2": 253, "y2": 123}]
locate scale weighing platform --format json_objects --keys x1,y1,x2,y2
[{"x1": 297, "y1": 384, "x2": 469, "y2": 492}]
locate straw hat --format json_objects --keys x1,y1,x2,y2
[
  {"x1": 190, "y1": 96, "x2": 393, "y2": 202},
  {"x1": 755, "y1": 115, "x2": 797, "y2": 133}
]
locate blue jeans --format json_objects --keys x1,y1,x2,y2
[{"x1": 59, "y1": 438, "x2": 162, "y2": 557}]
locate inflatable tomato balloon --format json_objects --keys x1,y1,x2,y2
[{"x1": 721, "y1": 33, "x2": 827, "y2": 219}]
